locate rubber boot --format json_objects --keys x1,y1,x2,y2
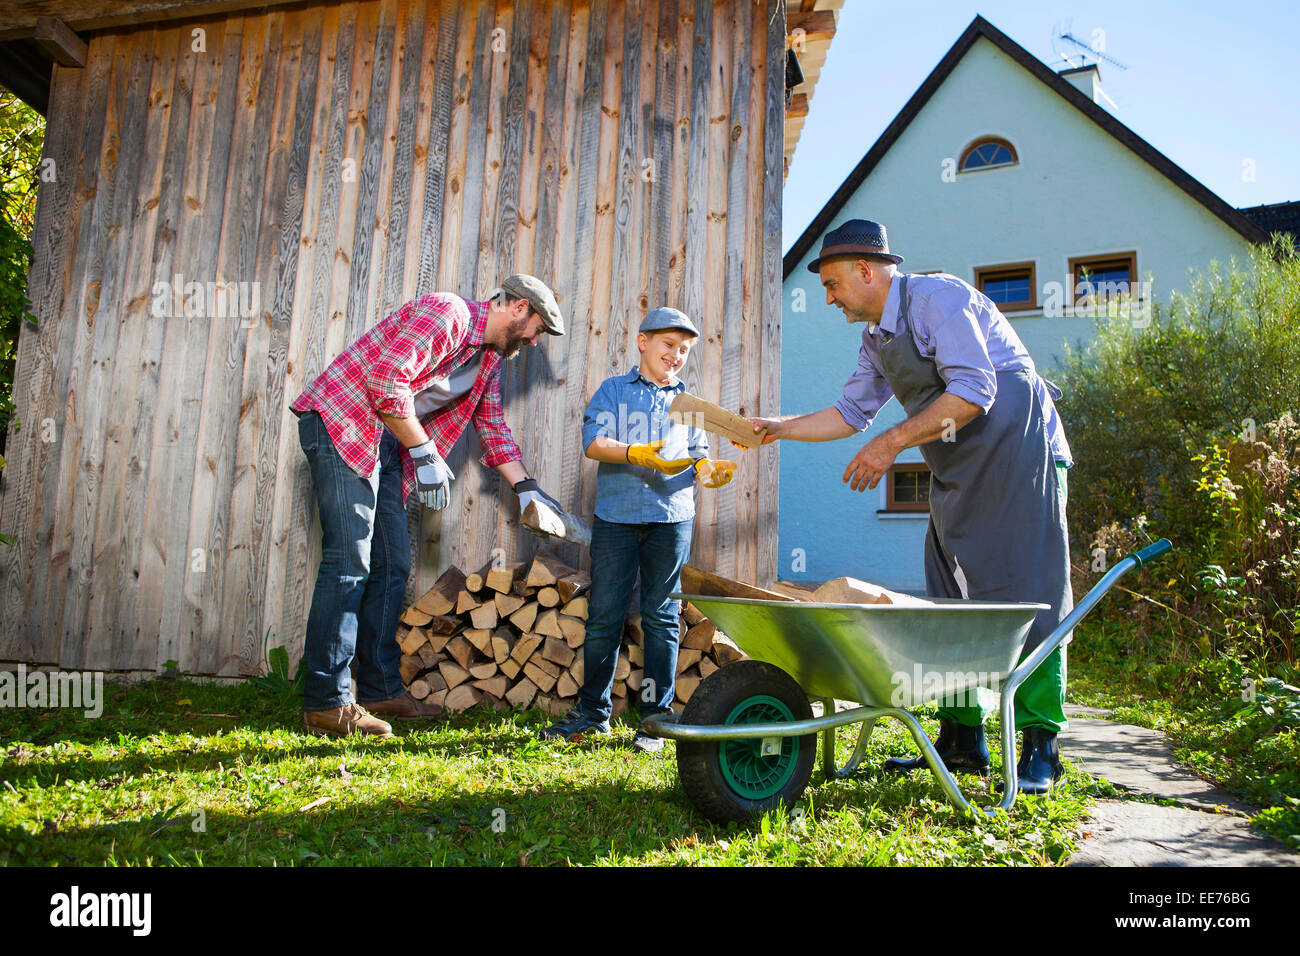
[
  {"x1": 1016, "y1": 727, "x2": 1064, "y2": 794},
  {"x1": 882, "y1": 718, "x2": 990, "y2": 776}
]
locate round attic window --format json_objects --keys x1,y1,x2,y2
[{"x1": 959, "y1": 137, "x2": 1018, "y2": 172}]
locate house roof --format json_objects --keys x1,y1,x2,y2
[
  {"x1": 1239, "y1": 201, "x2": 1300, "y2": 244},
  {"x1": 783, "y1": 15, "x2": 1270, "y2": 280},
  {"x1": 784, "y1": 0, "x2": 844, "y2": 179}
]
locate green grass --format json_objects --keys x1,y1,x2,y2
[
  {"x1": 0, "y1": 678, "x2": 1090, "y2": 866},
  {"x1": 1069, "y1": 618, "x2": 1300, "y2": 850}
]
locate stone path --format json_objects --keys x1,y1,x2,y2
[{"x1": 1061, "y1": 704, "x2": 1297, "y2": 866}]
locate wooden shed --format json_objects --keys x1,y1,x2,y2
[{"x1": 0, "y1": 0, "x2": 788, "y2": 676}]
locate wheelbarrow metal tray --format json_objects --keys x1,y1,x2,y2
[{"x1": 675, "y1": 595, "x2": 1048, "y2": 708}]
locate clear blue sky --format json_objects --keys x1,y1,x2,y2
[{"x1": 784, "y1": 0, "x2": 1300, "y2": 254}]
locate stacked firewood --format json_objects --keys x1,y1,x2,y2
[{"x1": 393, "y1": 555, "x2": 749, "y2": 715}]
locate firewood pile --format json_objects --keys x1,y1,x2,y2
[{"x1": 393, "y1": 555, "x2": 750, "y2": 716}]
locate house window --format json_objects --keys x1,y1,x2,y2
[
  {"x1": 974, "y1": 261, "x2": 1037, "y2": 312},
  {"x1": 885, "y1": 463, "x2": 930, "y2": 513},
  {"x1": 959, "y1": 137, "x2": 1017, "y2": 172},
  {"x1": 1070, "y1": 252, "x2": 1137, "y2": 306}
]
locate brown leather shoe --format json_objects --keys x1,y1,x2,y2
[
  {"x1": 362, "y1": 692, "x2": 445, "y2": 720},
  {"x1": 303, "y1": 703, "x2": 394, "y2": 738}
]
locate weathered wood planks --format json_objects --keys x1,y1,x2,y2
[{"x1": 0, "y1": 0, "x2": 783, "y2": 675}]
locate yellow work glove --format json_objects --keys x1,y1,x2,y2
[
  {"x1": 626, "y1": 440, "x2": 696, "y2": 475},
  {"x1": 694, "y1": 458, "x2": 738, "y2": 489}
]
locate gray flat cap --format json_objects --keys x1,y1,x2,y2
[
  {"x1": 639, "y1": 306, "x2": 699, "y2": 337},
  {"x1": 495, "y1": 274, "x2": 564, "y2": 335}
]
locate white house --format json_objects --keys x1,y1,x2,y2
[{"x1": 779, "y1": 15, "x2": 1267, "y2": 591}]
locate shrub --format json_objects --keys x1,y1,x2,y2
[{"x1": 1057, "y1": 237, "x2": 1300, "y2": 669}]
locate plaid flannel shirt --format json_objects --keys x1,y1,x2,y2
[{"x1": 290, "y1": 293, "x2": 522, "y2": 500}]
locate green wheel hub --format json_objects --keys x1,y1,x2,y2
[{"x1": 718, "y1": 695, "x2": 800, "y2": 800}]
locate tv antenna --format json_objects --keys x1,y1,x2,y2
[{"x1": 1049, "y1": 19, "x2": 1127, "y2": 109}]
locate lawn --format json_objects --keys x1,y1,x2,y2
[{"x1": 1, "y1": 676, "x2": 1090, "y2": 867}]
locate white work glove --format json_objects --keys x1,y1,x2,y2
[
  {"x1": 513, "y1": 478, "x2": 564, "y2": 514},
  {"x1": 409, "y1": 439, "x2": 454, "y2": 510}
]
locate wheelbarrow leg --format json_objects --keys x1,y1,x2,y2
[{"x1": 820, "y1": 698, "x2": 875, "y2": 780}]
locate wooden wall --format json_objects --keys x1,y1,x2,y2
[{"x1": 0, "y1": 0, "x2": 783, "y2": 676}]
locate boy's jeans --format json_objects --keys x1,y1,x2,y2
[
  {"x1": 298, "y1": 411, "x2": 410, "y2": 712},
  {"x1": 578, "y1": 516, "x2": 693, "y2": 722}
]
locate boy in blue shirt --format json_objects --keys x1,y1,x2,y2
[{"x1": 540, "y1": 307, "x2": 737, "y2": 751}]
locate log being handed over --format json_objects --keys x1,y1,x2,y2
[{"x1": 520, "y1": 499, "x2": 592, "y2": 547}]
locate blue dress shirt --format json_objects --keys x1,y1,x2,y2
[
  {"x1": 582, "y1": 369, "x2": 710, "y2": 523},
  {"x1": 834, "y1": 273, "x2": 1073, "y2": 465}
]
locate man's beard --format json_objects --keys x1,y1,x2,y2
[{"x1": 503, "y1": 315, "x2": 531, "y2": 358}]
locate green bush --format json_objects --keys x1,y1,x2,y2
[{"x1": 1056, "y1": 236, "x2": 1300, "y2": 670}]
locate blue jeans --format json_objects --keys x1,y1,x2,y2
[
  {"x1": 298, "y1": 412, "x2": 410, "y2": 711},
  {"x1": 578, "y1": 516, "x2": 693, "y2": 722}
]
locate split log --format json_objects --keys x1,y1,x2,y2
[
  {"x1": 560, "y1": 596, "x2": 588, "y2": 619},
  {"x1": 500, "y1": 658, "x2": 522, "y2": 681},
  {"x1": 509, "y1": 601, "x2": 539, "y2": 633},
  {"x1": 469, "y1": 601, "x2": 499, "y2": 630},
  {"x1": 681, "y1": 620, "x2": 717, "y2": 651},
  {"x1": 425, "y1": 671, "x2": 448, "y2": 693},
  {"x1": 416, "y1": 644, "x2": 441, "y2": 669},
  {"x1": 676, "y1": 672, "x2": 702, "y2": 702},
  {"x1": 614, "y1": 654, "x2": 631, "y2": 682},
  {"x1": 699, "y1": 657, "x2": 718, "y2": 679},
  {"x1": 681, "y1": 602, "x2": 706, "y2": 627},
  {"x1": 680, "y1": 565, "x2": 795, "y2": 602},
  {"x1": 510, "y1": 633, "x2": 543, "y2": 667},
  {"x1": 612, "y1": 697, "x2": 629, "y2": 718},
  {"x1": 626, "y1": 643, "x2": 643, "y2": 667},
  {"x1": 541, "y1": 636, "x2": 575, "y2": 668},
  {"x1": 506, "y1": 678, "x2": 538, "y2": 708},
  {"x1": 525, "y1": 553, "x2": 576, "y2": 589},
  {"x1": 667, "y1": 393, "x2": 767, "y2": 448},
  {"x1": 555, "y1": 571, "x2": 591, "y2": 604},
  {"x1": 612, "y1": 680, "x2": 626, "y2": 698},
  {"x1": 811, "y1": 576, "x2": 932, "y2": 606},
  {"x1": 570, "y1": 656, "x2": 584, "y2": 685},
  {"x1": 768, "y1": 580, "x2": 817, "y2": 601},
  {"x1": 428, "y1": 688, "x2": 449, "y2": 708},
  {"x1": 521, "y1": 500, "x2": 592, "y2": 547},
  {"x1": 424, "y1": 614, "x2": 462, "y2": 636},
  {"x1": 399, "y1": 655, "x2": 423, "y2": 684},
  {"x1": 455, "y1": 590, "x2": 481, "y2": 614},
  {"x1": 625, "y1": 617, "x2": 643, "y2": 644},
  {"x1": 676, "y1": 649, "x2": 702, "y2": 673},
  {"x1": 534, "y1": 608, "x2": 564, "y2": 639},
  {"x1": 472, "y1": 675, "x2": 509, "y2": 699},
  {"x1": 556, "y1": 671, "x2": 579, "y2": 699},
  {"x1": 399, "y1": 628, "x2": 429, "y2": 656},
  {"x1": 438, "y1": 661, "x2": 471, "y2": 690},
  {"x1": 444, "y1": 685, "x2": 483, "y2": 711},
  {"x1": 524, "y1": 660, "x2": 559, "y2": 694},
  {"x1": 494, "y1": 591, "x2": 526, "y2": 618},
  {"x1": 491, "y1": 630, "x2": 516, "y2": 665},
  {"x1": 627, "y1": 669, "x2": 643, "y2": 696},
  {"x1": 400, "y1": 606, "x2": 434, "y2": 627},
  {"x1": 711, "y1": 636, "x2": 747, "y2": 665},
  {"x1": 445, "y1": 635, "x2": 473, "y2": 670},
  {"x1": 428, "y1": 631, "x2": 453, "y2": 654},
  {"x1": 413, "y1": 566, "x2": 468, "y2": 617},
  {"x1": 463, "y1": 628, "x2": 493, "y2": 655},
  {"x1": 469, "y1": 661, "x2": 499, "y2": 680},
  {"x1": 486, "y1": 561, "x2": 527, "y2": 594},
  {"x1": 558, "y1": 615, "x2": 585, "y2": 648}
]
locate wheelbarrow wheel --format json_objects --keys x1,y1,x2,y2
[{"x1": 677, "y1": 660, "x2": 816, "y2": 824}]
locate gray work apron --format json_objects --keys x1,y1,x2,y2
[{"x1": 877, "y1": 276, "x2": 1072, "y2": 655}]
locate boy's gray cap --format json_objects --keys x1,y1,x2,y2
[
  {"x1": 639, "y1": 306, "x2": 699, "y2": 337},
  {"x1": 493, "y1": 274, "x2": 565, "y2": 335}
]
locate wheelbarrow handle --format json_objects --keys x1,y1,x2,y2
[{"x1": 1127, "y1": 537, "x2": 1173, "y2": 568}]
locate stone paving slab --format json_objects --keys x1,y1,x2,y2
[
  {"x1": 1060, "y1": 713, "x2": 1254, "y2": 814},
  {"x1": 1067, "y1": 799, "x2": 1298, "y2": 866}
]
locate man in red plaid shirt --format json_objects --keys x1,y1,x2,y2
[{"x1": 291, "y1": 274, "x2": 566, "y2": 738}]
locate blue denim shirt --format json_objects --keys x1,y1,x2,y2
[{"x1": 582, "y1": 369, "x2": 710, "y2": 524}]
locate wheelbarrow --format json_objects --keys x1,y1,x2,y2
[{"x1": 641, "y1": 539, "x2": 1172, "y2": 822}]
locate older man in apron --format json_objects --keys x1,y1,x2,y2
[{"x1": 755, "y1": 220, "x2": 1073, "y2": 793}]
